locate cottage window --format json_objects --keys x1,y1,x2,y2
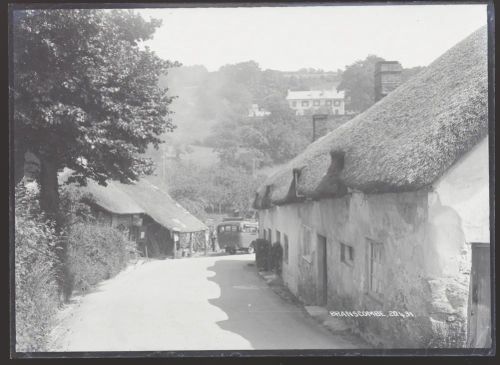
[
  {"x1": 284, "y1": 234, "x2": 289, "y2": 264},
  {"x1": 313, "y1": 100, "x2": 320, "y2": 106},
  {"x1": 368, "y1": 240, "x2": 384, "y2": 298},
  {"x1": 340, "y1": 242, "x2": 354, "y2": 265},
  {"x1": 231, "y1": 226, "x2": 237, "y2": 232},
  {"x1": 301, "y1": 100, "x2": 309, "y2": 107}
]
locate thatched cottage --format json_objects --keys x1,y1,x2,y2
[
  {"x1": 253, "y1": 27, "x2": 490, "y2": 348},
  {"x1": 67, "y1": 174, "x2": 209, "y2": 258}
]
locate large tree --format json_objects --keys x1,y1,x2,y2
[
  {"x1": 336, "y1": 54, "x2": 386, "y2": 113},
  {"x1": 210, "y1": 95, "x2": 310, "y2": 169},
  {"x1": 13, "y1": 9, "x2": 179, "y2": 222},
  {"x1": 337, "y1": 56, "x2": 425, "y2": 113}
]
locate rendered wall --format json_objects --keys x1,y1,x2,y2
[{"x1": 258, "y1": 184, "x2": 477, "y2": 347}]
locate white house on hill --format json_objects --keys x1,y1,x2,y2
[
  {"x1": 286, "y1": 88, "x2": 345, "y2": 116},
  {"x1": 248, "y1": 103, "x2": 271, "y2": 118}
]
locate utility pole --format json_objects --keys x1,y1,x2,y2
[{"x1": 161, "y1": 144, "x2": 166, "y2": 181}]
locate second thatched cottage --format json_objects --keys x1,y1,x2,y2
[
  {"x1": 61, "y1": 170, "x2": 209, "y2": 259},
  {"x1": 253, "y1": 27, "x2": 490, "y2": 348}
]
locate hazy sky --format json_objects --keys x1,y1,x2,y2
[{"x1": 137, "y1": 4, "x2": 487, "y2": 72}]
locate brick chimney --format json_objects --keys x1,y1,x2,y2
[{"x1": 374, "y1": 61, "x2": 402, "y2": 102}]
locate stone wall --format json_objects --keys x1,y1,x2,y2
[{"x1": 426, "y1": 136, "x2": 490, "y2": 347}]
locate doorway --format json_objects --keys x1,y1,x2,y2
[
  {"x1": 467, "y1": 242, "x2": 491, "y2": 348},
  {"x1": 316, "y1": 234, "x2": 328, "y2": 306}
]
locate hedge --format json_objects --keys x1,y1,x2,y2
[
  {"x1": 254, "y1": 238, "x2": 284, "y2": 275},
  {"x1": 66, "y1": 222, "x2": 138, "y2": 293},
  {"x1": 15, "y1": 182, "x2": 60, "y2": 352}
]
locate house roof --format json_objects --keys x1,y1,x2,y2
[
  {"x1": 254, "y1": 26, "x2": 488, "y2": 209},
  {"x1": 286, "y1": 89, "x2": 345, "y2": 100},
  {"x1": 79, "y1": 179, "x2": 146, "y2": 215},
  {"x1": 60, "y1": 169, "x2": 207, "y2": 232},
  {"x1": 118, "y1": 179, "x2": 208, "y2": 233}
]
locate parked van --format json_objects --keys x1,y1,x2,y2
[{"x1": 217, "y1": 220, "x2": 258, "y2": 254}]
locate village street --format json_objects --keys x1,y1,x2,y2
[{"x1": 49, "y1": 254, "x2": 360, "y2": 351}]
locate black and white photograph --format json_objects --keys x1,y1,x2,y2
[{"x1": 9, "y1": 1, "x2": 494, "y2": 356}]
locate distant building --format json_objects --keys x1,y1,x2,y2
[
  {"x1": 374, "y1": 61, "x2": 403, "y2": 102},
  {"x1": 286, "y1": 88, "x2": 345, "y2": 116},
  {"x1": 248, "y1": 104, "x2": 271, "y2": 118}
]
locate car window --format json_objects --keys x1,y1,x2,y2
[{"x1": 243, "y1": 225, "x2": 257, "y2": 233}]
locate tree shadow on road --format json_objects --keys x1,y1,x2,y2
[{"x1": 206, "y1": 257, "x2": 356, "y2": 350}]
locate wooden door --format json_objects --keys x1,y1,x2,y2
[
  {"x1": 316, "y1": 234, "x2": 328, "y2": 306},
  {"x1": 467, "y1": 242, "x2": 492, "y2": 348}
]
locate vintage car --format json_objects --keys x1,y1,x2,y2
[{"x1": 216, "y1": 220, "x2": 258, "y2": 254}]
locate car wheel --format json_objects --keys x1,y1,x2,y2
[{"x1": 247, "y1": 246, "x2": 255, "y2": 254}]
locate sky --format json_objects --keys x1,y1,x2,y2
[{"x1": 137, "y1": 4, "x2": 487, "y2": 72}]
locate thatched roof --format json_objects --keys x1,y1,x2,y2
[
  {"x1": 118, "y1": 179, "x2": 208, "y2": 233},
  {"x1": 78, "y1": 179, "x2": 146, "y2": 215},
  {"x1": 254, "y1": 26, "x2": 488, "y2": 209},
  {"x1": 60, "y1": 170, "x2": 207, "y2": 233}
]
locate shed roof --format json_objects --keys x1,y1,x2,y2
[
  {"x1": 118, "y1": 179, "x2": 208, "y2": 233},
  {"x1": 79, "y1": 179, "x2": 146, "y2": 215},
  {"x1": 255, "y1": 26, "x2": 488, "y2": 209},
  {"x1": 60, "y1": 170, "x2": 207, "y2": 232}
]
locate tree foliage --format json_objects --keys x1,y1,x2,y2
[
  {"x1": 337, "y1": 56, "x2": 425, "y2": 113},
  {"x1": 161, "y1": 160, "x2": 262, "y2": 218},
  {"x1": 337, "y1": 54, "x2": 386, "y2": 112},
  {"x1": 210, "y1": 97, "x2": 310, "y2": 168},
  {"x1": 13, "y1": 9, "x2": 179, "y2": 209}
]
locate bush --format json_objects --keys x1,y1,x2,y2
[
  {"x1": 66, "y1": 222, "x2": 137, "y2": 292},
  {"x1": 15, "y1": 181, "x2": 60, "y2": 352},
  {"x1": 254, "y1": 238, "x2": 272, "y2": 271}
]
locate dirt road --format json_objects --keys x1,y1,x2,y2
[{"x1": 50, "y1": 254, "x2": 360, "y2": 351}]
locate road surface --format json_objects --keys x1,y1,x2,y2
[{"x1": 50, "y1": 254, "x2": 360, "y2": 351}]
